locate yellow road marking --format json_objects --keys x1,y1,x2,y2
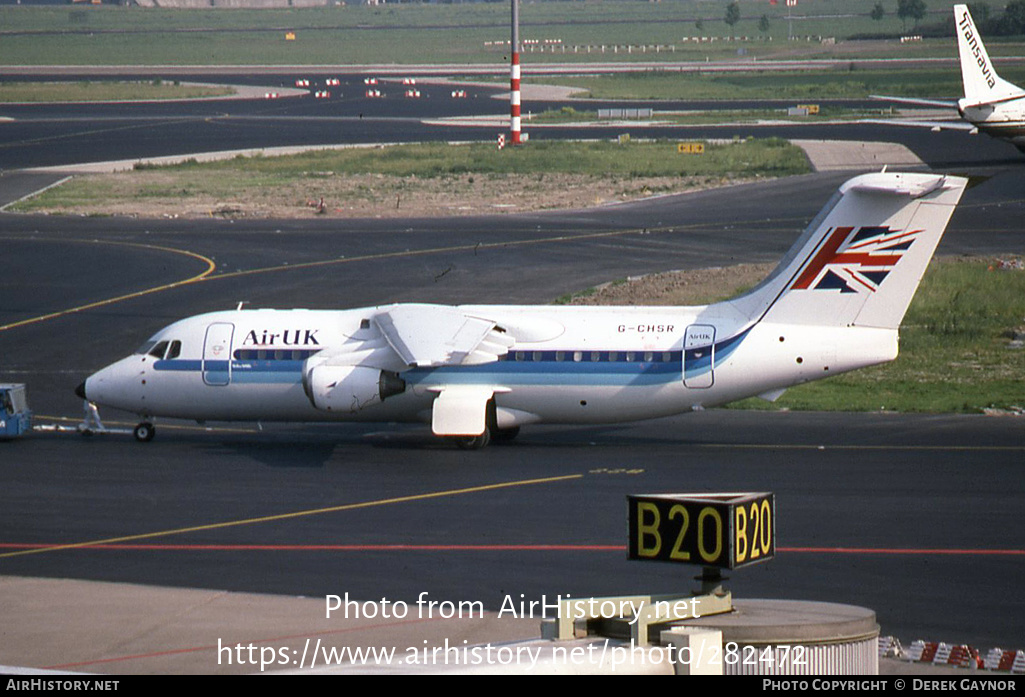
[
  {"x1": 34, "y1": 413, "x2": 1025, "y2": 451},
  {"x1": 699, "y1": 443, "x2": 1025, "y2": 451},
  {"x1": 0, "y1": 473, "x2": 583, "y2": 559},
  {"x1": 0, "y1": 240, "x2": 216, "y2": 333},
  {"x1": 0, "y1": 225, "x2": 692, "y2": 333},
  {"x1": 205, "y1": 226, "x2": 686, "y2": 282}
]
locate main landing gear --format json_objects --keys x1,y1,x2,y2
[
  {"x1": 450, "y1": 399, "x2": 511, "y2": 450},
  {"x1": 450, "y1": 412, "x2": 521, "y2": 450}
]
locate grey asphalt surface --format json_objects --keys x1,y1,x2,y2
[{"x1": 1, "y1": 76, "x2": 1024, "y2": 675}]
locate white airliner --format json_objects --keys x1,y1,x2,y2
[
  {"x1": 872, "y1": 4, "x2": 1025, "y2": 152},
  {"x1": 77, "y1": 171, "x2": 966, "y2": 447}
]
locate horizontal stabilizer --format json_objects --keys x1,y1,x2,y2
[
  {"x1": 870, "y1": 95, "x2": 959, "y2": 109},
  {"x1": 861, "y1": 118, "x2": 978, "y2": 132}
]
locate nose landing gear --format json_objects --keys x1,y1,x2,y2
[
  {"x1": 133, "y1": 422, "x2": 156, "y2": 442},
  {"x1": 77, "y1": 399, "x2": 156, "y2": 442}
]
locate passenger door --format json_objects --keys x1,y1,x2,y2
[
  {"x1": 203, "y1": 323, "x2": 234, "y2": 386},
  {"x1": 683, "y1": 324, "x2": 715, "y2": 389}
]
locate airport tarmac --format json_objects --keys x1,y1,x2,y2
[{"x1": 2, "y1": 74, "x2": 1024, "y2": 677}]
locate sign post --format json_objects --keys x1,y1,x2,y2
[{"x1": 546, "y1": 492, "x2": 776, "y2": 645}]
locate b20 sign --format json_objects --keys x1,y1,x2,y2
[{"x1": 628, "y1": 493, "x2": 775, "y2": 569}]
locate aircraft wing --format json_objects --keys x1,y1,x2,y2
[
  {"x1": 870, "y1": 95, "x2": 959, "y2": 108},
  {"x1": 373, "y1": 304, "x2": 514, "y2": 368}
]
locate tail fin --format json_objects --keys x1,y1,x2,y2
[
  {"x1": 955, "y1": 4, "x2": 1024, "y2": 107},
  {"x1": 729, "y1": 172, "x2": 967, "y2": 331}
]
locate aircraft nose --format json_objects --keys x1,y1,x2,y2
[{"x1": 75, "y1": 381, "x2": 88, "y2": 400}]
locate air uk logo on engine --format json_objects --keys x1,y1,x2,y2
[{"x1": 241, "y1": 329, "x2": 321, "y2": 346}]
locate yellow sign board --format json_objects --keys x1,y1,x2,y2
[
  {"x1": 677, "y1": 142, "x2": 705, "y2": 154},
  {"x1": 628, "y1": 492, "x2": 775, "y2": 569}
]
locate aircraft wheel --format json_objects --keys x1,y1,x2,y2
[
  {"x1": 492, "y1": 426, "x2": 520, "y2": 443},
  {"x1": 453, "y1": 429, "x2": 491, "y2": 450},
  {"x1": 133, "y1": 422, "x2": 156, "y2": 443}
]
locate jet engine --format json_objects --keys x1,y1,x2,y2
[{"x1": 302, "y1": 364, "x2": 406, "y2": 413}]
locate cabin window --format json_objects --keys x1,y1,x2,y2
[
  {"x1": 533, "y1": 351, "x2": 542, "y2": 361},
  {"x1": 609, "y1": 351, "x2": 619, "y2": 362},
  {"x1": 626, "y1": 352, "x2": 636, "y2": 362},
  {"x1": 233, "y1": 348, "x2": 321, "y2": 361},
  {"x1": 555, "y1": 351, "x2": 565, "y2": 362},
  {"x1": 644, "y1": 352, "x2": 654, "y2": 362},
  {"x1": 573, "y1": 351, "x2": 583, "y2": 362}
]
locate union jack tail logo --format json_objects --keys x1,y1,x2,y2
[{"x1": 791, "y1": 226, "x2": 921, "y2": 294}]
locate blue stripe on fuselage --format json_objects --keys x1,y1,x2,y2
[{"x1": 150, "y1": 328, "x2": 751, "y2": 387}]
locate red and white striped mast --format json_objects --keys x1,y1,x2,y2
[{"x1": 510, "y1": 0, "x2": 521, "y2": 145}]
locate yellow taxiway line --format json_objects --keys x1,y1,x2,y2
[{"x1": 0, "y1": 474, "x2": 583, "y2": 560}]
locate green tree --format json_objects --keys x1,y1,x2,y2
[
  {"x1": 870, "y1": 2, "x2": 885, "y2": 21},
  {"x1": 1000, "y1": 0, "x2": 1025, "y2": 34},
  {"x1": 897, "y1": 0, "x2": 927, "y2": 32},
  {"x1": 967, "y1": 2, "x2": 991, "y2": 28},
  {"x1": 758, "y1": 14, "x2": 771, "y2": 33},
  {"x1": 724, "y1": 1, "x2": 741, "y2": 37}
]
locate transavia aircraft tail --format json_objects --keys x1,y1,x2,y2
[
  {"x1": 870, "y1": 4, "x2": 1025, "y2": 152},
  {"x1": 78, "y1": 171, "x2": 967, "y2": 448}
]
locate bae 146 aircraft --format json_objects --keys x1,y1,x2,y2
[
  {"x1": 872, "y1": 5, "x2": 1025, "y2": 152},
  {"x1": 77, "y1": 171, "x2": 967, "y2": 448}
]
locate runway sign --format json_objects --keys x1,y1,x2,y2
[
  {"x1": 628, "y1": 492, "x2": 774, "y2": 569},
  {"x1": 677, "y1": 142, "x2": 705, "y2": 154}
]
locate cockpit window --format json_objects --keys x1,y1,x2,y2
[
  {"x1": 148, "y1": 341, "x2": 169, "y2": 359},
  {"x1": 135, "y1": 340, "x2": 158, "y2": 355},
  {"x1": 165, "y1": 341, "x2": 182, "y2": 360}
]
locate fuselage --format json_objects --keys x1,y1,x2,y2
[
  {"x1": 959, "y1": 96, "x2": 1025, "y2": 149},
  {"x1": 78, "y1": 172, "x2": 969, "y2": 443},
  {"x1": 82, "y1": 304, "x2": 897, "y2": 429}
]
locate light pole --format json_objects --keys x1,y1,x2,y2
[{"x1": 510, "y1": 0, "x2": 521, "y2": 145}]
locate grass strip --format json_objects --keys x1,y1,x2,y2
[
  {"x1": 11, "y1": 138, "x2": 810, "y2": 217},
  {"x1": 0, "y1": 80, "x2": 234, "y2": 103}
]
